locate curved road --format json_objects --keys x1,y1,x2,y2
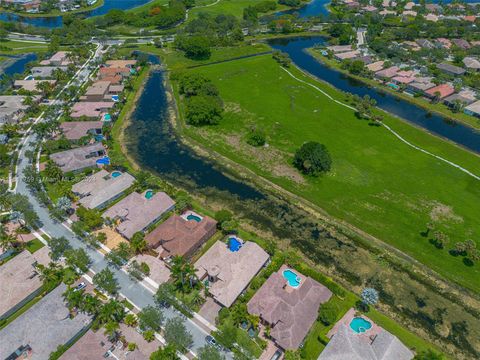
[{"x1": 12, "y1": 44, "x2": 231, "y2": 359}]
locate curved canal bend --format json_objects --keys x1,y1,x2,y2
[
  {"x1": 0, "y1": 0, "x2": 152, "y2": 28},
  {"x1": 269, "y1": 36, "x2": 480, "y2": 154}
]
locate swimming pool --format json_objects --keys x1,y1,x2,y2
[
  {"x1": 186, "y1": 214, "x2": 202, "y2": 222},
  {"x1": 111, "y1": 171, "x2": 121, "y2": 178},
  {"x1": 282, "y1": 269, "x2": 301, "y2": 288},
  {"x1": 96, "y1": 157, "x2": 110, "y2": 166},
  {"x1": 112, "y1": 95, "x2": 119, "y2": 102},
  {"x1": 145, "y1": 190, "x2": 154, "y2": 199},
  {"x1": 350, "y1": 317, "x2": 372, "y2": 334},
  {"x1": 228, "y1": 237, "x2": 242, "y2": 252},
  {"x1": 103, "y1": 114, "x2": 111, "y2": 121}
]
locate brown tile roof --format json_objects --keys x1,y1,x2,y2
[
  {"x1": 0, "y1": 251, "x2": 42, "y2": 317},
  {"x1": 59, "y1": 329, "x2": 112, "y2": 360},
  {"x1": 146, "y1": 214, "x2": 217, "y2": 258},
  {"x1": 102, "y1": 191, "x2": 175, "y2": 239},
  {"x1": 195, "y1": 240, "x2": 269, "y2": 307},
  {"x1": 50, "y1": 143, "x2": 106, "y2": 173},
  {"x1": 59, "y1": 121, "x2": 103, "y2": 140},
  {"x1": 247, "y1": 265, "x2": 332, "y2": 350}
]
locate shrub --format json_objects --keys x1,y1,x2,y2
[
  {"x1": 186, "y1": 95, "x2": 223, "y2": 126},
  {"x1": 318, "y1": 301, "x2": 340, "y2": 325},
  {"x1": 246, "y1": 128, "x2": 266, "y2": 147}
]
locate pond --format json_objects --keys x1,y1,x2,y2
[
  {"x1": 0, "y1": 0, "x2": 153, "y2": 28},
  {"x1": 269, "y1": 36, "x2": 480, "y2": 154}
]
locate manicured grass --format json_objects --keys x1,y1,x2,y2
[
  {"x1": 0, "y1": 40, "x2": 48, "y2": 57},
  {"x1": 187, "y1": 0, "x2": 287, "y2": 21},
  {"x1": 168, "y1": 52, "x2": 480, "y2": 293},
  {"x1": 25, "y1": 238, "x2": 45, "y2": 253}
]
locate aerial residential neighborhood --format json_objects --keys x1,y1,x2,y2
[{"x1": 0, "y1": 0, "x2": 479, "y2": 360}]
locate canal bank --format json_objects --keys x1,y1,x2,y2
[
  {"x1": 269, "y1": 36, "x2": 480, "y2": 155},
  {"x1": 113, "y1": 56, "x2": 479, "y2": 359},
  {"x1": 306, "y1": 47, "x2": 480, "y2": 132}
]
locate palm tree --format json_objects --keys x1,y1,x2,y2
[
  {"x1": 171, "y1": 256, "x2": 197, "y2": 292},
  {"x1": 83, "y1": 294, "x2": 102, "y2": 316},
  {"x1": 37, "y1": 262, "x2": 63, "y2": 288},
  {"x1": 0, "y1": 231, "x2": 17, "y2": 252},
  {"x1": 63, "y1": 287, "x2": 84, "y2": 310},
  {"x1": 104, "y1": 321, "x2": 120, "y2": 342},
  {"x1": 96, "y1": 300, "x2": 126, "y2": 325}
]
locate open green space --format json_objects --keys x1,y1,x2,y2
[
  {"x1": 187, "y1": 0, "x2": 287, "y2": 21},
  {"x1": 165, "y1": 51, "x2": 480, "y2": 293},
  {"x1": 0, "y1": 40, "x2": 48, "y2": 57}
]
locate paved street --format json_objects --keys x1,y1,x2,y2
[{"x1": 12, "y1": 45, "x2": 232, "y2": 358}]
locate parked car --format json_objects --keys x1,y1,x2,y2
[
  {"x1": 74, "y1": 282, "x2": 86, "y2": 291},
  {"x1": 205, "y1": 335, "x2": 222, "y2": 350}
]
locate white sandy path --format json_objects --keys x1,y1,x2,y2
[{"x1": 280, "y1": 66, "x2": 480, "y2": 182}]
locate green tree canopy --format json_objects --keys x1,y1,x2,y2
[{"x1": 293, "y1": 142, "x2": 332, "y2": 175}]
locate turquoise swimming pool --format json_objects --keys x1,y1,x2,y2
[
  {"x1": 186, "y1": 214, "x2": 202, "y2": 222},
  {"x1": 282, "y1": 269, "x2": 301, "y2": 288},
  {"x1": 350, "y1": 317, "x2": 372, "y2": 334},
  {"x1": 145, "y1": 190, "x2": 154, "y2": 199},
  {"x1": 111, "y1": 171, "x2": 121, "y2": 178}
]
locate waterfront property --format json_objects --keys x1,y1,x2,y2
[
  {"x1": 318, "y1": 308, "x2": 413, "y2": 360},
  {"x1": 50, "y1": 143, "x2": 106, "y2": 173},
  {"x1": 72, "y1": 169, "x2": 135, "y2": 209},
  {"x1": 13, "y1": 79, "x2": 56, "y2": 93},
  {"x1": 436, "y1": 63, "x2": 466, "y2": 76},
  {"x1": 195, "y1": 240, "x2": 269, "y2": 308},
  {"x1": 30, "y1": 66, "x2": 68, "y2": 79},
  {"x1": 0, "y1": 250, "x2": 42, "y2": 320},
  {"x1": 102, "y1": 191, "x2": 175, "y2": 239},
  {"x1": 40, "y1": 51, "x2": 71, "y2": 66},
  {"x1": 71, "y1": 101, "x2": 114, "y2": 119},
  {"x1": 59, "y1": 120, "x2": 103, "y2": 140},
  {"x1": 247, "y1": 265, "x2": 332, "y2": 350},
  {"x1": 0, "y1": 95, "x2": 29, "y2": 124},
  {"x1": 0, "y1": 284, "x2": 91, "y2": 360},
  {"x1": 424, "y1": 83, "x2": 455, "y2": 99},
  {"x1": 464, "y1": 100, "x2": 480, "y2": 118},
  {"x1": 146, "y1": 212, "x2": 217, "y2": 258}
]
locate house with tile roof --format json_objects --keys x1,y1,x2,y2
[
  {"x1": 72, "y1": 170, "x2": 135, "y2": 209},
  {"x1": 102, "y1": 191, "x2": 175, "y2": 240},
  {"x1": 146, "y1": 213, "x2": 217, "y2": 258},
  {"x1": 425, "y1": 84, "x2": 455, "y2": 99},
  {"x1": 50, "y1": 143, "x2": 106, "y2": 173},
  {"x1": 59, "y1": 121, "x2": 103, "y2": 140},
  {"x1": 318, "y1": 323, "x2": 414, "y2": 360},
  {"x1": 195, "y1": 240, "x2": 269, "y2": 308},
  {"x1": 247, "y1": 265, "x2": 332, "y2": 350}
]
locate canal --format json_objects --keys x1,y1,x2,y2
[{"x1": 269, "y1": 36, "x2": 480, "y2": 154}]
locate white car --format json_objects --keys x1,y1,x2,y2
[{"x1": 74, "y1": 282, "x2": 86, "y2": 291}]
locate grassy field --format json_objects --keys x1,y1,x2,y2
[
  {"x1": 165, "y1": 51, "x2": 480, "y2": 293},
  {"x1": 0, "y1": 40, "x2": 48, "y2": 57},
  {"x1": 187, "y1": 0, "x2": 287, "y2": 20}
]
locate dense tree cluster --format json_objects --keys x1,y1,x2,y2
[
  {"x1": 176, "y1": 73, "x2": 223, "y2": 126},
  {"x1": 95, "y1": 0, "x2": 187, "y2": 29}
]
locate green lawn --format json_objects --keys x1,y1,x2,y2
[
  {"x1": 168, "y1": 52, "x2": 480, "y2": 293},
  {"x1": 0, "y1": 40, "x2": 48, "y2": 57},
  {"x1": 187, "y1": 0, "x2": 287, "y2": 21},
  {"x1": 25, "y1": 238, "x2": 45, "y2": 254}
]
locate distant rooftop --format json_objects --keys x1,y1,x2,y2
[
  {"x1": 59, "y1": 121, "x2": 103, "y2": 140},
  {"x1": 50, "y1": 143, "x2": 106, "y2": 173}
]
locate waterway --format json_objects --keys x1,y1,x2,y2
[
  {"x1": 0, "y1": 0, "x2": 152, "y2": 28},
  {"x1": 269, "y1": 36, "x2": 480, "y2": 154},
  {"x1": 126, "y1": 70, "x2": 263, "y2": 200},
  {"x1": 1, "y1": 53, "x2": 37, "y2": 76}
]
